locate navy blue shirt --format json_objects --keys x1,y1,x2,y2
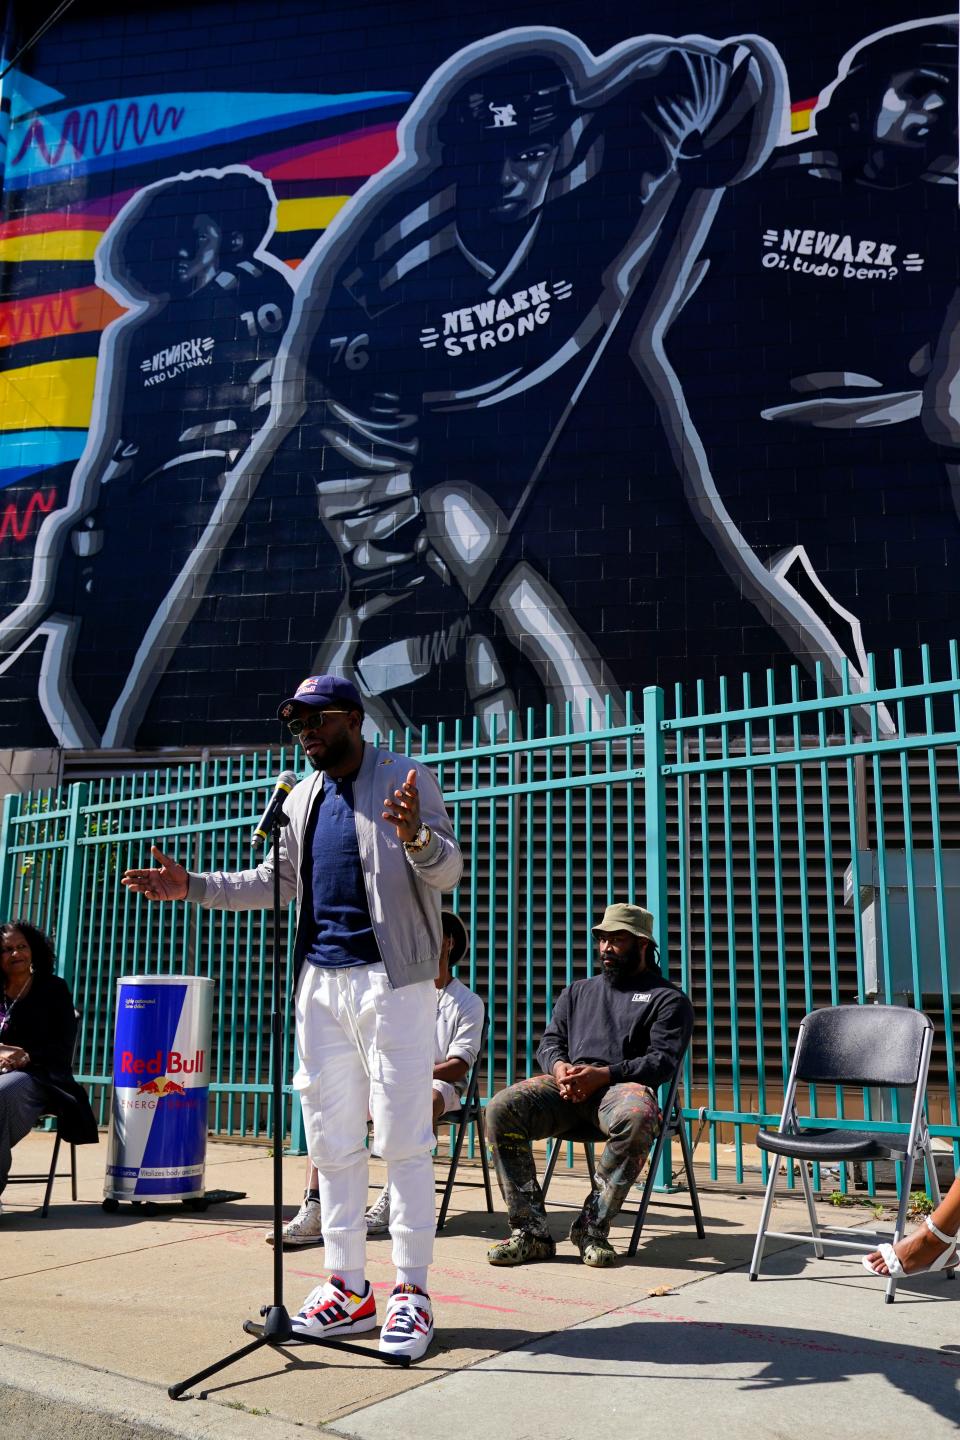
[{"x1": 299, "y1": 771, "x2": 381, "y2": 969}]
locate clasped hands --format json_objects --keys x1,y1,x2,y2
[
  {"x1": 0, "y1": 1044, "x2": 29, "y2": 1073},
  {"x1": 553, "y1": 1060, "x2": 611, "y2": 1103}
]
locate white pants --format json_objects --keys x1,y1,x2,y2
[{"x1": 294, "y1": 961, "x2": 436, "y2": 1277}]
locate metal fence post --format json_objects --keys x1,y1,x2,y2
[
  {"x1": 56, "y1": 782, "x2": 90, "y2": 988},
  {"x1": 643, "y1": 685, "x2": 675, "y2": 1190},
  {"x1": 643, "y1": 686, "x2": 668, "y2": 955},
  {"x1": 0, "y1": 791, "x2": 21, "y2": 921}
]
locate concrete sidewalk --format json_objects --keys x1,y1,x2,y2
[{"x1": 0, "y1": 1134, "x2": 956, "y2": 1438}]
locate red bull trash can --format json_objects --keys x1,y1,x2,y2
[{"x1": 104, "y1": 975, "x2": 213, "y2": 1203}]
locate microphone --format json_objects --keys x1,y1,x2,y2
[{"x1": 251, "y1": 771, "x2": 297, "y2": 846}]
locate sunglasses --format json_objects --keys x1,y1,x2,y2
[{"x1": 285, "y1": 709, "x2": 350, "y2": 737}]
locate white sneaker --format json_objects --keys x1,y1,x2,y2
[
  {"x1": 378, "y1": 1284, "x2": 434, "y2": 1362},
  {"x1": 291, "y1": 1277, "x2": 378, "y2": 1338},
  {"x1": 365, "y1": 1187, "x2": 390, "y2": 1234},
  {"x1": 265, "y1": 1196, "x2": 323, "y2": 1247}
]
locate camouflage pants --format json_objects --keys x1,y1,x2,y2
[{"x1": 486, "y1": 1075, "x2": 661, "y2": 1239}]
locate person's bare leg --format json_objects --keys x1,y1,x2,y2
[{"x1": 864, "y1": 1173, "x2": 960, "y2": 1275}]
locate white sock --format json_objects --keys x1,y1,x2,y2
[
  {"x1": 396, "y1": 1266, "x2": 428, "y2": 1292},
  {"x1": 338, "y1": 1269, "x2": 366, "y2": 1296}
]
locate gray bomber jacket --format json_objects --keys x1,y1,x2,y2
[{"x1": 185, "y1": 743, "x2": 462, "y2": 989}]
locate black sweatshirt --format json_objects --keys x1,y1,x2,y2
[
  {"x1": 536, "y1": 968, "x2": 694, "y2": 1089},
  {"x1": 3, "y1": 974, "x2": 98, "y2": 1144}
]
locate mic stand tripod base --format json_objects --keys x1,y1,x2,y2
[
  {"x1": 167, "y1": 1305, "x2": 411, "y2": 1398},
  {"x1": 251, "y1": 1304, "x2": 295, "y2": 1341},
  {"x1": 242, "y1": 1312, "x2": 412, "y2": 1367}
]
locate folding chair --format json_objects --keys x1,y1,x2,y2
[
  {"x1": 540, "y1": 1056, "x2": 705, "y2": 1256},
  {"x1": 435, "y1": 1015, "x2": 494, "y2": 1231},
  {"x1": 749, "y1": 1003, "x2": 942, "y2": 1303},
  {"x1": 6, "y1": 1114, "x2": 78, "y2": 1217},
  {"x1": 6, "y1": 1009, "x2": 83, "y2": 1217}
]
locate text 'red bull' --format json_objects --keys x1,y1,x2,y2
[{"x1": 119, "y1": 1048, "x2": 205, "y2": 1077}]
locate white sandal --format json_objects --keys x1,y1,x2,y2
[{"x1": 862, "y1": 1214, "x2": 959, "y2": 1277}]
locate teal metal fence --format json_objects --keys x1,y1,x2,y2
[
  {"x1": 2, "y1": 643, "x2": 959, "y2": 1191},
  {"x1": 663, "y1": 646, "x2": 960, "y2": 1193}
]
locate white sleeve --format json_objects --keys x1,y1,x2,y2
[{"x1": 445, "y1": 986, "x2": 485, "y2": 1068}]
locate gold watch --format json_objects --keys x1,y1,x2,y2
[{"x1": 403, "y1": 823, "x2": 431, "y2": 854}]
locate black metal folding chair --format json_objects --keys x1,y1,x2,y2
[
  {"x1": 6, "y1": 1114, "x2": 78, "y2": 1217},
  {"x1": 435, "y1": 1015, "x2": 494, "y2": 1231},
  {"x1": 540, "y1": 1056, "x2": 705, "y2": 1256},
  {"x1": 749, "y1": 1003, "x2": 942, "y2": 1303}
]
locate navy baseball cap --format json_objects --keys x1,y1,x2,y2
[{"x1": 277, "y1": 674, "x2": 365, "y2": 722}]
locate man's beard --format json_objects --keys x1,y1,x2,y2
[
  {"x1": 602, "y1": 953, "x2": 639, "y2": 987},
  {"x1": 307, "y1": 731, "x2": 354, "y2": 773}
]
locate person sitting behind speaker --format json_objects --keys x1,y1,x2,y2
[
  {"x1": 0, "y1": 920, "x2": 98, "y2": 1206},
  {"x1": 269, "y1": 908, "x2": 484, "y2": 1244},
  {"x1": 366, "y1": 908, "x2": 484, "y2": 1233},
  {"x1": 485, "y1": 903, "x2": 693, "y2": 1267}
]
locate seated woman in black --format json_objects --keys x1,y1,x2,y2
[{"x1": 0, "y1": 920, "x2": 98, "y2": 1205}]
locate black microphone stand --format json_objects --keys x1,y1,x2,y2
[{"x1": 169, "y1": 809, "x2": 410, "y2": 1400}]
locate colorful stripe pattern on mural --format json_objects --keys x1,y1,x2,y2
[
  {"x1": 0, "y1": 78, "x2": 407, "y2": 500},
  {"x1": 790, "y1": 96, "x2": 818, "y2": 132}
]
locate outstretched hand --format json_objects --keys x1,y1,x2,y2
[
  {"x1": 382, "y1": 768, "x2": 421, "y2": 845},
  {"x1": 120, "y1": 845, "x2": 189, "y2": 902}
]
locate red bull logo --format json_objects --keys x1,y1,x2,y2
[
  {"x1": 135, "y1": 1077, "x2": 188, "y2": 1097},
  {"x1": 120, "y1": 1048, "x2": 205, "y2": 1078}
]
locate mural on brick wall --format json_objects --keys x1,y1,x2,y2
[
  {"x1": 0, "y1": 167, "x2": 293, "y2": 745},
  {"x1": 236, "y1": 29, "x2": 788, "y2": 741},
  {"x1": 0, "y1": 6, "x2": 955, "y2": 748},
  {"x1": 662, "y1": 16, "x2": 958, "y2": 742}
]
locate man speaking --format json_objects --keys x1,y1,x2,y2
[{"x1": 120, "y1": 674, "x2": 462, "y2": 1362}]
